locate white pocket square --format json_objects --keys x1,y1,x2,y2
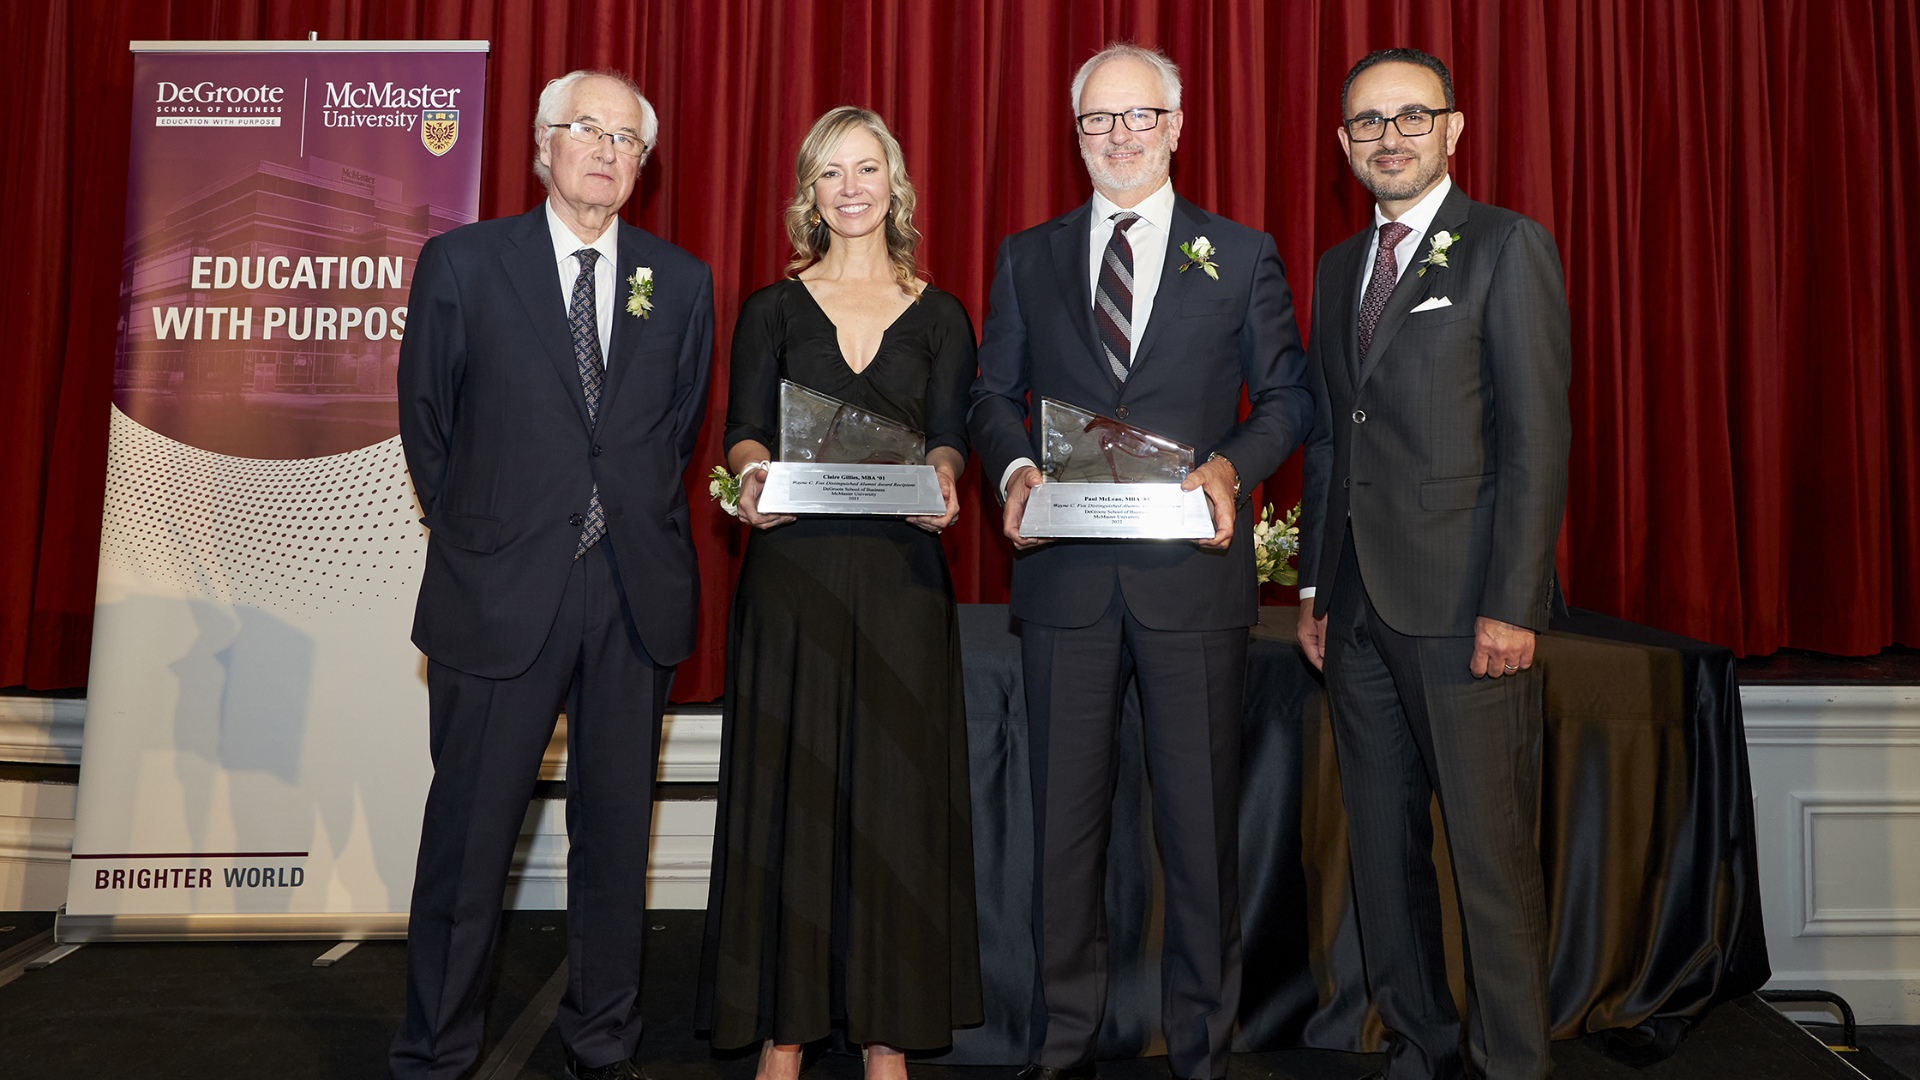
[{"x1": 1411, "y1": 296, "x2": 1452, "y2": 312}]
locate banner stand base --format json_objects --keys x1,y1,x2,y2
[{"x1": 56, "y1": 911, "x2": 408, "y2": 943}]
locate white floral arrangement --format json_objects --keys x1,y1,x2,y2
[{"x1": 1254, "y1": 501, "x2": 1301, "y2": 586}]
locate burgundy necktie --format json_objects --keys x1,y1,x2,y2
[
  {"x1": 1357, "y1": 221, "x2": 1413, "y2": 359},
  {"x1": 1094, "y1": 212, "x2": 1141, "y2": 381}
]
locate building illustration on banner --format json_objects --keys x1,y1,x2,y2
[{"x1": 114, "y1": 153, "x2": 474, "y2": 459}]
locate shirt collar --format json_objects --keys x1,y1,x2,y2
[
  {"x1": 545, "y1": 198, "x2": 622, "y2": 269},
  {"x1": 1372, "y1": 174, "x2": 1452, "y2": 241},
  {"x1": 1092, "y1": 178, "x2": 1176, "y2": 235}
]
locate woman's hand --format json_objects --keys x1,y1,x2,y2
[
  {"x1": 907, "y1": 447, "x2": 965, "y2": 534},
  {"x1": 906, "y1": 466, "x2": 961, "y2": 534},
  {"x1": 737, "y1": 464, "x2": 796, "y2": 530}
]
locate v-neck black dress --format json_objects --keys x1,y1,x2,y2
[{"x1": 696, "y1": 278, "x2": 983, "y2": 1051}]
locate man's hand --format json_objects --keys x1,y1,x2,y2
[
  {"x1": 1472, "y1": 616, "x2": 1535, "y2": 678},
  {"x1": 736, "y1": 466, "x2": 796, "y2": 530},
  {"x1": 1297, "y1": 604, "x2": 1328, "y2": 670},
  {"x1": 1002, "y1": 465, "x2": 1053, "y2": 549},
  {"x1": 1182, "y1": 456, "x2": 1239, "y2": 550}
]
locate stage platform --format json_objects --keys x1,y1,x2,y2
[{"x1": 1, "y1": 909, "x2": 1912, "y2": 1080}]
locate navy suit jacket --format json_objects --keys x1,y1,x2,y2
[
  {"x1": 1297, "y1": 184, "x2": 1571, "y2": 636},
  {"x1": 398, "y1": 205, "x2": 714, "y2": 676},
  {"x1": 968, "y1": 194, "x2": 1311, "y2": 631}
]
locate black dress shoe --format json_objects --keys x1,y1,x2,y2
[
  {"x1": 564, "y1": 1051, "x2": 648, "y2": 1080},
  {"x1": 1017, "y1": 1063, "x2": 1098, "y2": 1080}
]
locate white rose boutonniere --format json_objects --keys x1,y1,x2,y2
[
  {"x1": 1178, "y1": 235, "x2": 1220, "y2": 280},
  {"x1": 1417, "y1": 231, "x2": 1460, "y2": 277},
  {"x1": 626, "y1": 267, "x2": 654, "y2": 318}
]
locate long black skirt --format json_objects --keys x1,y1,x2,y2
[{"x1": 696, "y1": 516, "x2": 982, "y2": 1051}]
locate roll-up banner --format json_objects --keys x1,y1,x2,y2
[{"x1": 61, "y1": 41, "x2": 488, "y2": 940}]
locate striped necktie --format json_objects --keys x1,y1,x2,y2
[{"x1": 1095, "y1": 211, "x2": 1141, "y2": 381}]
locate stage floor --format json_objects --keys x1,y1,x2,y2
[{"x1": 0, "y1": 909, "x2": 1909, "y2": 1080}]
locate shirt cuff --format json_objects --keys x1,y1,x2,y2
[
  {"x1": 999, "y1": 457, "x2": 1038, "y2": 501},
  {"x1": 1297, "y1": 587, "x2": 1316, "y2": 600}
]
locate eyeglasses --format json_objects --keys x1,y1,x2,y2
[
  {"x1": 1076, "y1": 108, "x2": 1171, "y2": 136},
  {"x1": 552, "y1": 120, "x2": 645, "y2": 157},
  {"x1": 1342, "y1": 108, "x2": 1454, "y2": 142}
]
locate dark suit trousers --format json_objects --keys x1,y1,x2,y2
[
  {"x1": 391, "y1": 543, "x2": 669, "y2": 1079},
  {"x1": 1022, "y1": 589, "x2": 1246, "y2": 1080},
  {"x1": 1322, "y1": 531, "x2": 1551, "y2": 1080}
]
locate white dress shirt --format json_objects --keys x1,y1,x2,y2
[
  {"x1": 1000, "y1": 180, "x2": 1180, "y2": 498},
  {"x1": 545, "y1": 199, "x2": 620, "y2": 365},
  {"x1": 1301, "y1": 175, "x2": 1453, "y2": 602}
]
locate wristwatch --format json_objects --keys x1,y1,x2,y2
[{"x1": 1206, "y1": 452, "x2": 1240, "y2": 497}]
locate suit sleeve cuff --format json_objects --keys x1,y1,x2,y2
[{"x1": 999, "y1": 457, "x2": 1037, "y2": 502}]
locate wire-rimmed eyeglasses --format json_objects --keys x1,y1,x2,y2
[
  {"x1": 552, "y1": 120, "x2": 645, "y2": 157},
  {"x1": 1076, "y1": 108, "x2": 1171, "y2": 136},
  {"x1": 1342, "y1": 108, "x2": 1454, "y2": 142}
]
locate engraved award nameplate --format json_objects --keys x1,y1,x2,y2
[
  {"x1": 1016, "y1": 398, "x2": 1214, "y2": 539},
  {"x1": 756, "y1": 380, "x2": 947, "y2": 516}
]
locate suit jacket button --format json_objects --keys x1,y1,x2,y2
[
  {"x1": 1343, "y1": 476, "x2": 1351, "y2": 489},
  {"x1": 1351, "y1": 409, "x2": 1367, "y2": 423},
  {"x1": 591, "y1": 444, "x2": 603, "y2": 457},
  {"x1": 568, "y1": 513, "x2": 585, "y2": 527},
  {"x1": 1116, "y1": 405, "x2": 1130, "y2": 419}
]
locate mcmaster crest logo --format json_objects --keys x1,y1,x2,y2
[{"x1": 422, "y1": 109, "x2": 460, "y2": 156}]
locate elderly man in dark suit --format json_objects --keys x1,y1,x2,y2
[
  {"x1": 1295, "y1": 48, "x2": 1572, "y2": 1080},
  {"x1": 390, "y1": 69, "x2": 713, "y2": 1080},
  {"x1": 969, "y1": 42, "x2": 1310, "y2": 1080}
]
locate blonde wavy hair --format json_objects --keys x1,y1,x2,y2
[{"x1": 784, "y1": 107, "x2": 922, "y2": 293}]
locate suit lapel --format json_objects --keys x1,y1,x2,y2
[
  {"x1": 1321, "y1": 230, "x2": 1369, "y2": 398},
  {"x1": 600, "y1": 220, "x2": 651, "y2": 422},
  {"x1": 1126, "y1": 195, "x2": 1205, "y2": 380},
  {"x1": 1048, "y1": 202, "x2": 1101, "y2": 379},
  {"x1": 1356, "y1": 184, "x2": 1472, "y2": 392},
  {"x1": 503, "y1": 206, "x2": 593, "y2": 432}
]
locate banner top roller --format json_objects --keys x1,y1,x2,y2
[{"x1": 131, "y1": 40, "x2": 490, "y2": 53}]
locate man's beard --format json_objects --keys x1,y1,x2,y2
[
  {"x1": 1082, "y1": 137, "x2": 1172, "y2": 193},
  {"x1": 1353, "y1": 147, "x2": 1446, "y2": 203}
]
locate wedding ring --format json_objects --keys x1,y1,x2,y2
[{"x1": 1503, "y1": 663, "x2": 1518, "y2": 670}]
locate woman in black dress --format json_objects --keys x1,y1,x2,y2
[{"x1": 696, "y1": 106, "x2": 981, "y2": 1080}]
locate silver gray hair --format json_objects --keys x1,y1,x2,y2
[
  {"x1": 1070, "y1": 43, "x2": 1183, "y2": 116},
  {"x1": 532, "y1": 69, "x2": 659, "y2": 185}
]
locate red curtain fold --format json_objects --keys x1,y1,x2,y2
[{"x1": 3, "y1": 0, "x2": 1916, "y2": 699}]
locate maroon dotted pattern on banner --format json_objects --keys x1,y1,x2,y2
[{"x1": 100, "y1": 408, "x2": 426, "y2": 611}]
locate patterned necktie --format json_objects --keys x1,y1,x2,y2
[
  {"x1": 1094, "y1": 212, "x2": 1141, "y2": 381},
  {"x1": 570, "y1": 248, "x2": 607, "y2": 558},
  {"x1": 1357, "y1": 220, "x2": 1413, "y2": 360}
]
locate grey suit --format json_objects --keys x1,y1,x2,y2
[{"x1": 1297, "y1": 183, "x2": 1571, "y2": 1080}]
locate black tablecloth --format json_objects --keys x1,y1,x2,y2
[{"x1": 931, "y1": 605, "x2": 1769, "y2": 1065}]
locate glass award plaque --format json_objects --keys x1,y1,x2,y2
[
  {"x1": 756, "y1": 380, "x2": 947, "y2": 516},
  {"x1": 1017, "y1": 398, "x2": 1215, "y2": 539}
]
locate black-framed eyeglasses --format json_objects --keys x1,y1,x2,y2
[
  {"x1": 1076, "y1": 108, "x2": 1171, "y2": 136},
  {"x1": 1342, "y1": 108, "x2": 1454, "y2": 142},
  {"x1": 552, "y1": 120, "x2": 645, "y2": 157}
]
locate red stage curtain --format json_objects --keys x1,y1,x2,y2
[{"x1": 4, "y1": 1, "x2": 1916, "y2": 699}]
